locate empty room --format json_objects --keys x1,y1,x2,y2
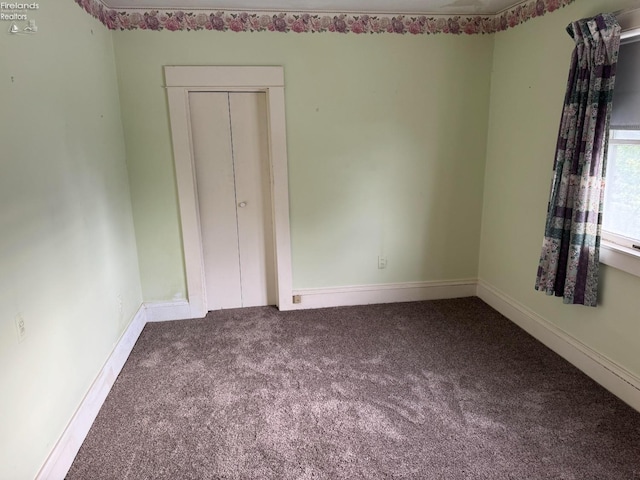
[{"x1": 1, "y1": 0, "x2": 640, "y2": 478}]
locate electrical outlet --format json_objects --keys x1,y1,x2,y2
[
  {"x1": 378, "y1": 256, "x2": 388, "y2": 269},
  {"x1": 15, "y1": 314, "x2": 26, "y2": 343},
  {"x1": 292, "y1": 295, "x2": 302, "y2": 304}
]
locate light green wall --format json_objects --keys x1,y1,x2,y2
[
  {"x1": 0, "y1": 3, "x2": 142, "y2": 479},
  {"x1": 113, "y1": 31, "x2": 494, "y2": 299},
  {"x1": 4, "y1": 1, "x2": 637, "y2": 476},
  {"x1": 480, "y1": 0, "x2": 640, "y2": 378}
]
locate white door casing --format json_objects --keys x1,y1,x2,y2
[{"x1": 165, "y1": 66, "x2": 294, "y2": 317}]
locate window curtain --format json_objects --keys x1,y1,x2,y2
[{"x1": 535, "y1": 13, "x2": 621, "y2": 307}]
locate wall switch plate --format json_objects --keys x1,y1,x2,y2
[
  {"x1": 15, "y1": 314, "x2": 26, "y2": 343},
  {"x1": 378, "y1": 256, "x2": 388, "y2": 269}
]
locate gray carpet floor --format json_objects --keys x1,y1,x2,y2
[{"x1": 67, "y1": 298, "x2": 640, "y2": 479}]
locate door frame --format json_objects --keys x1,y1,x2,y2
[{"x1": 165, "y1": 66, "x2": 294, "y2": 316}]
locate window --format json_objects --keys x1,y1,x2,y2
[
  {"x1": 601, "y1": 32, "x2": 640, "y2": 276},
  {"x1": 603, "y1": 130, "x2": 640, "y2": 247}
]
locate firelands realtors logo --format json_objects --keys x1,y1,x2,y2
[{"x1": 1, "y1": 2, "x2": 39, "y2": 21}]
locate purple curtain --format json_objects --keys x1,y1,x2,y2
[{"x1": 535, "y1": 13, "x2": 621, "y2": 306}]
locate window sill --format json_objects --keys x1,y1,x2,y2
[{"x1": 600, "y1": 240, "x2": 640, "y2": 278}]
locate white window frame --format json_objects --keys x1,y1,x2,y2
[
  {"x1": 600, "y1": 9, "x2": 640, "y2": 278},
  {"x1": 600, "y1": 236, "x2": 640, "y2": 278}
]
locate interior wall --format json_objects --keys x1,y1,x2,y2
[
  {"x1": 0, "y1": 3, "x2": 143, "y2": 479},
  {"x1": 112, "y1": 30, "x2": 494, "y2": 300},
  {"x1": 2, "y1": 1, "x2": 637, "y2": 476},
  {"x1": 480, "y1": 0, "x2": 640, "y2": 380}
]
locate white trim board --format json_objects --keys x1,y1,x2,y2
[
  {"x1": 476, "y1": 280, "x2": 640, "y2": 413},
  {"x1": 290, "y1": 279, "x2": 478, "y2": 310},
  {"x1": 145, "y1": 300, "x2": 193, "y2": 322},
  {"x1": 600, "y1": 240, "x2": 640, "y2": 279},
  {"x1": 36, "y1": 305, "x2": 148, "y2": 480}
]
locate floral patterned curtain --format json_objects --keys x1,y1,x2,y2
[{"x1": 535, "y1": 13, "x2": 621, "y2": 307}]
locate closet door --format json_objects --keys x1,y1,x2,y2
[
  {"x1": 229, "y1": 93, "x2": 276, "y2": 308},
  {"x1": 188, "y1": 91, "x2": 275, "y2": 310}
]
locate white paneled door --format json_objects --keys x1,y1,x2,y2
[{"x1": 189, "y1": 92, "x2": 276, "y2": 310}]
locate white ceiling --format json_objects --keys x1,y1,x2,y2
[{"x1": 99, "y1": 0, "x2": 523, "y2": 15}]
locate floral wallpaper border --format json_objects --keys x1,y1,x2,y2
[{"x1": 74, "y1": 0, "x2": 575, "y2": 34}]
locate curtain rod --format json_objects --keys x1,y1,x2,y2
[
  {"x1": 614, "y1": 6, "x2": 640, "y2": 17},
  {"x1": 614, "y1": 5, "x2": 640, "y2": 38}
]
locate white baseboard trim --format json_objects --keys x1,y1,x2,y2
[
  {"x1": 144, "y1": 300, "x2": 193, "y2": 322},
  {"x1": 476, "y1": 280, "x2": 640, "y2": 413},
  {"x1": 289, "y1": 279, "x2": 478, "y2": 310},
  {"x1": 36, "y1": 304, "x2": 148, "y2": 480}
]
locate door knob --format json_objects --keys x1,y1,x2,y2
[{"x1": 238, "y1": 202, "x2": 247, "y2": 208}]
